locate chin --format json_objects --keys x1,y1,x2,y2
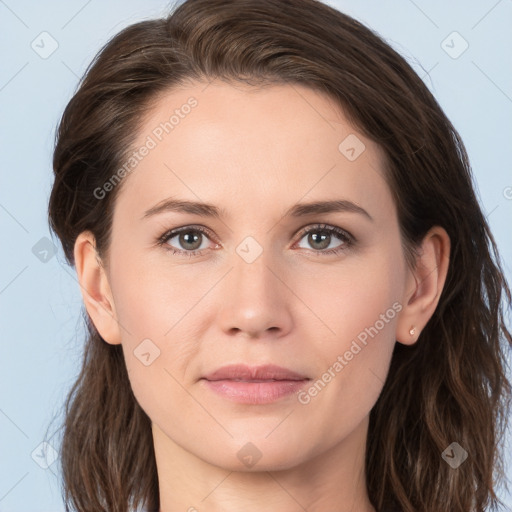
[{"x1": 203, "y1": 437, "x2": 310, "y2": 473}]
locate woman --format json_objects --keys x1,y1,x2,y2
[{"x1": 47, "y1": 0, "x2": 512, "y2": 510}]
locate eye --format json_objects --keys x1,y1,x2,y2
[
  {"x1": 157, "y1": 223, "x2": 354, "y2": 258},
  {"x1": 157, "y1": 226, "x2": 218, "y2": 257},
  {"x1": 294, "y1": 224, "x2": 353, "y2": 255}
]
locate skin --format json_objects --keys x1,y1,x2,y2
[{"x1": 74, "y1": 80, "x2": 450, "y2": 512}]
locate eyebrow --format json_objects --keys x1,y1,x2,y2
[{"x1": 142, "y1": 198, "x2": 373, "y2": 221}]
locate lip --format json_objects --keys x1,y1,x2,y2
[
  {"x1": 203, "y1": 364, "x2": 309, "y2": 381},
  {"x1": 201, "y1": 364, "x2": 310, "y2": 404}
]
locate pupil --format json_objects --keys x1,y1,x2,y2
[
  {"x1": 181, "y1": 231, "x2": 201, "y2": 250},
  {"x1": 310, "y1": 232, "x2": 329, "y2": 250}
]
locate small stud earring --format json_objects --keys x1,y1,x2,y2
[{"x1": 409, "y1": 327, "x2": 416, "y2": 336}]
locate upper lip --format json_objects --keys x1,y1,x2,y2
[{"x1": 202, "y1": 364, "x2": 310, "y2": 381}]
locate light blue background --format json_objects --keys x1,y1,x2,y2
[{"x1": 1, "y1": 1, "x2": 511, "y2": 510}]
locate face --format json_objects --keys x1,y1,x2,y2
[{"x1": 103, "y1": 80, "x2": 411, "y2": 472}]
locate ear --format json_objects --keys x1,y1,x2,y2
[
  {"x1": 73, "y1": 231, "x2": 122, "y2": 345},
  {"x1": 396, "y1": 226, "x2": 450, "y2": 345}
]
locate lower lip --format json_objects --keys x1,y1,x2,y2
[{"x1": 202, "y1": 379, "x2": 309, "y2": 404}]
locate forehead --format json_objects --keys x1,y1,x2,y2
[{"x1": 114, "y1": 80, "x2": 394, "y2": 224}]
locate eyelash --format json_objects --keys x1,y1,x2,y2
[{"x1": 156, "y1": 223, "x2": 354, "y2": 258}]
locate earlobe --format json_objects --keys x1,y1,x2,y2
[
  {"x1": 396, "y1": 226, "x2": 450, "y2": 345},
  {"x1": 73, "y1": 231, "x2": 122, "y2": 345}
]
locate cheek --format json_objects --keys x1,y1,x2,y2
[
  {"x1": 298, "y1": 247, "x2": 404, "y2": 344},
  {"x1": 109, "y1": 248, "x2": 195, "y2": 339},
  {"x1": 108, "y1": 255, "x2": 202, "y2": 429},
  {"x1": 299, "y1": 250, "x2": 403, "y2": 410},
  {"x1": 108, "y1": 250, "x2": 211, "y2": 386},
  {"x1": 297, "y1": 296, "x2": 399, "y2": 443}
]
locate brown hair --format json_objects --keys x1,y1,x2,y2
[{"x1": 47, "y1": 0, "x2": 512, "y2": 511}]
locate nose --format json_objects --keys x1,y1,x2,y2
[{"x1": 216, "y1": 244, "x2": 294, "y2": 340}]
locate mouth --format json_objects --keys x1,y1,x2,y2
[
  {"x1": 202, "y1": 363, "x2": 309, "y2": 382},
  {"x1": 227, "y1": 378, "x2": 292, "y2": 382},
  {"x1": 201, "y1": 364, "x2": 311, "y2": 404}
]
